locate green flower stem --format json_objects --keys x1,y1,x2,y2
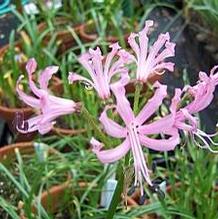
[
  {"x1": 81, "y1": 105, "x2": 108, "y2": 146},
  {"x1": 133, "y1": 82, "x2": 143, "y2": 114},
  {"x1": 106, "y1": 82, "x2": 144, "y2": 218},
  {"x1": 106, "y1": 162, "x2": 124, "y2": 219}
]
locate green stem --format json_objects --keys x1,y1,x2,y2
[
  {"x1": 81, "y1": 105, "x2": 108, "y2": 145},
  {"x1": 133, "y1": 83, "x2": 143, "y2": 114},
  {"x1": 106, "y1": 162, "x2": 124, "y2": 219}
]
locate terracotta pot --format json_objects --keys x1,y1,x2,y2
[
  {"x1": 125, "y1": 73, "x2": 162, "y2": 94},
  {"x1": 79, "y1": 21, "x2": 130, "y2": 43},
  {"x1": 19, "y1": 181, "x2": 88, "y2": 218},
  {"x1": 37, "y1": 17, "x2": 82, "y2": 54},
  {"x1": 34, "y1": 181, "x2": 87, "y2": 215},
  {"x1": 0, "y1": 141, "x2": 58, "y2": 162},
  {"x1": 0, "y1": 141, "x2": 73, "y2": 219}
]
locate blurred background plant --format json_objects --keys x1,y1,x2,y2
[{"x1": 185, "y1": 0, "x2": 218, "y2": 34}]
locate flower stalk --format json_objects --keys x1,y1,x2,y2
[
  {"x1": 81, "y1": 105, "x2": 109, "y2": 146},
  {"x1": 133, "y1": 82, "x2": 143, "y2": 114}
]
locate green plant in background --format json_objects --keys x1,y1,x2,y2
[
  {"x1": 0, "y1": 8, "x2": 58, "y2": 108},
  {"x1": 151, "y1": 136, "x2": 218, "y2": 219},
  {"x1": 185, "y1": 0, "x2": 218, "y2": 34}
]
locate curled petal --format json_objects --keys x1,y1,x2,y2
[
  {"x1": 153, "y1": 62, "x2": 175, "y2": 72},
  {"x1": 16, "y1": 75, "x2": 40, "y2": 108},
  {"x1": 91, "y1": 138, "x2": 130, "y2": 163},
  {"x1": 68, "y1": 72, "x2": 95, "y2": 88},
  {"x1": 39, "y1": 66, "x2": 59, "y2": 90},
  {"x1": 139, "y1": 129, "x2": 180, "y2": 151},
  {"x1": 26, "y1": 60, "x2": 42, "y2": 98},
  {"x1": 128, "y1": 33, "x2": 140, "y2": 59},
  {"x1": 26, "y1": 58, "x2": 37, "y2": 75},
  {"x1": 148, "y1": 33, "x2": 170, "y2": 60},
  {"x1": 99, "y1": 105, "x2": 127, "y2": 138},
  {"x1": 78, "y1": 53, "x2": 97, "y2": 83},
  {"x1": 175, "y1": 109, "x2": 198, "y2": 132},
  {"x1": 104, "y1": 42, "x2": 121, "y2": 76},
  {"x1": 17, "y1": 115, "x2": 42, "y2": 134},
  {"x1": 154, "y1": 41, "x2": 175, "y2": 65}
]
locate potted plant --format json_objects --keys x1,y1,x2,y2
[{"x1": 0, "y1": 141, "x2": 72, "y2": 218}]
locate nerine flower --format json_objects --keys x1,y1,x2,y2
[
  {"x1": 172, "y1": 67, "x2": 218, "y2": 151},
  {"x1": 127, "y1": 20, "x2": 175, "y2": 82},
  {"x1": 91, "y1": 82, "x2": 180, "y2": 196},
  {"x1": 16, "y1": 58, "x2": 80, "y2": 134},
  {"x1": 68, "y1": 43, "x2": 130, "y2": 100}
]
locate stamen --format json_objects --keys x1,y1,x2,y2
[
  {"x1": 193, "y1": 132, "x2": 218, "y2": 153},
  {"x1": 196, "y1": 129, "x2": 218, "y2": 145},
  {"x1": 14, "y1": 112, "x2": 29, "y2": 131}
]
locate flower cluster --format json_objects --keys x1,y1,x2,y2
[{"x1": 17, "y1": 20, "x2": 218, "y2": 198}]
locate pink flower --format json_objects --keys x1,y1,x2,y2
[
  {"x1": 90, "y1": 82, "x2": 180, "y2": 195},
  {"x1": 173, "y1": 67, "x2": 218, "y2": 151},
  {"x1": 68, "y1": 43, "x2": 130, "y2": 100},
  {"x1": 16, "y1": 58, "x2": 80, "y2": 135},
  {"x1": 127, "y1": 20, "x2": 176, "y2": 82}
]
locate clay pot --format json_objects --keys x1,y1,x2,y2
[
  {"x1": 78, "y1": 21, "x2": 131, "y2": 43},
  {"x1": 37, "y1": 17, "x2": 82, "y2": 54},
  {"x1": 34, "y1": 181, "x2": 87, "y2": 215},
  {"x1": 0, "y1": 141, "x2": 73, "y2": 219},
  {"x1": 125, "y1": 73, "x2": 162, "y2": 94},
  {"x1": 0, "y1": 141, "x2": 59, "y2": 162}
]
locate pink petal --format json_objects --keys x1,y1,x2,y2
[
  {"x1": 175, "y1": 109, "x2": 198, "y2": 132},
  {"x1": 99, "y1": 105, "x2": 127, "y2": 138},
  {"x1": 110, "y1": 69, "x2": 130, "y2": 89},
  {"x1": 68, "y1": 72, "x2": 95, "y2": 88},
  {"x1": 138, "y1": 114, "x2": 174, "y2": 135},
  {"x1": 17, "y1": 115, "x2": 42, "y2": 134},
  {"x1": 170, "y1": 88, "x2": 182, "y2": 112},
  {"x1": 138, "y1": 20, "x2": 154, "y2": 67},
  {"x1": 26, "y1": 59, "x2": 43, "y2": 98},
  {"x1": 152, "y1": 62, "x2": 175, "y2": 72},
  {"x1": 154, "y1": 41, "x2": 176, "y2": 65},
  {"x1": 128, "y1": 33, "x2": 140, "y2": 59},
  {"x1": 38, "y1": 122, "x2": 54, "y2": 134},
  {"x1": 78, "y1": 52, "x2": 98, "y2": 84},
  {"x1": 148, "y1": 32, "x2": 170, "y2": 61},
  {"x1": 111, "y1": 82, "x2": 134, "y2": 124},
  {"x1": 136, "y1": 82, "x2": 167, "y2": 125},
  {"x1": 90, "y1": 137, "x2": 130, "y2": 163},
  {"x1": 26, "y1": 58, "x2": 37, "y2": 75},
  {"x1": 16, "y1": 75, "x2": 40, "y2": 108},
  {"x1": 104, "y1": 42, "x2": 121, "y2": 76},
  {"x1": 186, "y1": 79, "x2": 215, "y2": 114},
  {"x1": 39, "y1": 66, "x2": 59, "y2": 90},
  {"x1": 42, "y1": 95, "x2": 77, "y2": 114},
  {"x1": 139, "y1": 129, "x2": 180, "y2": 151},
  {"x1": 89, "y1": 47, "x2": 104, "y2": 78}
]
